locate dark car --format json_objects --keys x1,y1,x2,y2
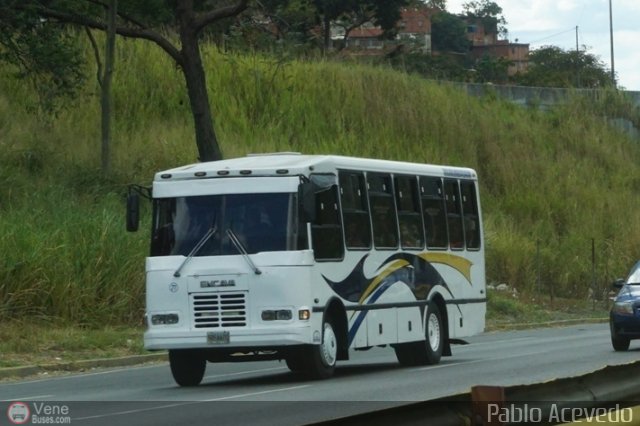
[{"x1": 610, "y1": 261, "x2": 640, "y2": 351}]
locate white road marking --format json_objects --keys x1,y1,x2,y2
[
  {"x1": 74, "y1": 385, "x2": 311, "y2": 420},
  {"x1": 1, "y1": 394, "x2": 54, "y2": 401},
  {"x1": 204, "y1": 366, "x2": 288, "y2": 379},
  {"x1": 202, "y1": 384, "x2": 311, "y2": 401},
  {"x1": 1, "y1": 364, "x2": 163, "y2": 385},
  {"x1": 418, "y1": 349, "x2": 551, "y2": 371}
]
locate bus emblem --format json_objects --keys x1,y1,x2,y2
[{"x1": 200, "y1": 279, "x2": 235, "y2": 288}]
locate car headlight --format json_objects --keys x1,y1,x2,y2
[{"x1": 613, "y1": 301, "x2": 634, "y2": 316}]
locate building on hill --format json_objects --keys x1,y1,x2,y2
[
  {"x1": 340, "y1": 25, "x2": 384, "y2": 51},
  {"x1": 333, "y1": 7, "x2": 435, "y2": 53},
  {"x1": 396, "y1": 7, "x2": 434, "y2": 53},
  {"x1": 335, "y1": 6, "x2": 529, "y2": 76},
  {"x1": 465, "y1": 17, "x2": 529, "y2": 76},
  {"x1": 470, "y1": 40, "x2": 530, "y2": 76}
]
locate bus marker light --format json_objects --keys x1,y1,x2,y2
[{"x1": 298, "y1": 309, "x2": 311, "y2": 321}]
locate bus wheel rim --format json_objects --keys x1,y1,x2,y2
[
  {"x1": 320, "y1": 323, "x2": 337, "y2": 366},
  {"x1": 428, "y1": 313, "x2": 440, "y2": 352}
]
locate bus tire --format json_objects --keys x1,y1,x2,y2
[
  {"x1": 423, "y1": 301, "x2": 444, "y2": 365},
  {"x1": 169, "y1": 349, "x2": 206, "y2": 386},
  {"x1": 306, "y1": 318, "x2": 338, "y2": 379},
  {"x1": 394, "y1": 342, "x2": 420, "y2": 366},
  {"x1": 285, "y1": 348, "x2": 306, "y2": 373}
]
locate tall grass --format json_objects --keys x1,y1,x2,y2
[{"x1": 1, "y1": 36, "x2": 639, "y2": 325}]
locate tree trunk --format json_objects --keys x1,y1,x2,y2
[
  {"x1": 176, "y1": 1, "x2": 222, "y2": 162},
  {"x1": 101, "y1": 0, "x2": 117, "y2": 173},
  {"x1": 323, "y1": 13, "x2": 331, "y2": 53}
]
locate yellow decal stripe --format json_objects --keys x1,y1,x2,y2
[
  {"x1": 359, "y1": 259, "x2": 409, "y2": 303},
  {"x1": 418, "y1": 252, "x2": 473, "y2": 284}
]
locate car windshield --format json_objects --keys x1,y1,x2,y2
[
  {"x1": 150, "y1": 192, "x2": 301, "y2": 256},
  {"x1": 626, "y1": 261, "x2": 640, "y2": 285}
]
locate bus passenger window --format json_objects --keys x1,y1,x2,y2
[
  {"x1": 444, "y1": 180, "x2": 464, "y2": 250},
  {"x1": 395, "y1": 175, "x2": 424, "y2": 250},
  {"x1": 339, "y1": 172, "x2": 372, "y2": 249},
  {"x1": 367, "y1": 173, "x2": 398, "y2": 249},
  {"x1": 420, "y1": 177, "x2": 448, "y2": 249},
  {"x1": 461, "y1": 181, "x2": 481, "y2": 249}
]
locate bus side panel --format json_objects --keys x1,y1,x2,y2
[{"x1": 397, "y1": 306, "x2": 424, "y2": 342}]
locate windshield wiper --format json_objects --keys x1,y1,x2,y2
[
  {"x1": 174, "y1": 224, "x2": 217, "y2": 278},
  {"x1": 226, "y1": 229, "x2": 262, "y2": 275}
]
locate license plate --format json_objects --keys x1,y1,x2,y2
[{"x1": 207, "y1": 331, "x2": 230, "y2": 345}]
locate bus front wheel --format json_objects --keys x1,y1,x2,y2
[
  {"x1": 306, "y1": 318, "x2": 338, "y2": 379},
  {"x1": 169, "y1": 349, "x2": 206, "y2": 386}
]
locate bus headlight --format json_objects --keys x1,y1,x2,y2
[
  {"x1": 276, "y1": 310, "x2": 292, "y2": 321},
  {"x1": 151, "y1": 313, "x2": 180, "y2": 325},
  {"x1": 262, "y1": 309, "x2": 292, "y2": 321}
]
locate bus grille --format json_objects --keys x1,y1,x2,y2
[{"x1": 192, "y1": 293, "x2": 247, "y2": 328}]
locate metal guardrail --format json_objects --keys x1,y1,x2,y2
[{"x1": 310, "y1": 361, "x2": 640, "y2": 425}]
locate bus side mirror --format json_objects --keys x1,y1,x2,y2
[
  {"x1": 299, "y1": 182, "x2": 317, "y2": 223},
  {"x1": 126, "y1": 193, "x2": 140, "y2": 232},
  {"x1": 612, "y1": 278, "x2": 625, "y2": 289}
]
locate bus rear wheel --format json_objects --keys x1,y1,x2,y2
[
  {"x1": 395, "y1": 302, "x2": 444, "y2": 366},
  {"x1": 423, "y1": 301, "x2": 444, "y2": 364},
  {"x1": 394, "y1": 342, "x2": 420, "y2": 366},
  {"x1": 169, "y1": 349, "x2": 206, "y2": 387}
]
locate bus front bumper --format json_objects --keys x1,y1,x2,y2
[{"x1": 144, "y1": 325, "x2": 315, "y2": 351}]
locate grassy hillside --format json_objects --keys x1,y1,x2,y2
[{"x1": 1, "y1": 38, "x2": 639, "y2": 326}]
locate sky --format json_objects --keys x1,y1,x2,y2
[{"x1": 446, "y1": 0, "x2": 640, "y2": 91}]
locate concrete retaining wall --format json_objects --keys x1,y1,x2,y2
[{"x1": 444, "y1": 82, "x2": 640, "y2": 140}]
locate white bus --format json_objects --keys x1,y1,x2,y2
[{"x1": 126, "y1": 153, "x2": 486, "y2": 386}]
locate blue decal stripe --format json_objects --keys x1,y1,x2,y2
[{"x1": 347, "y1": 280, "x2": 403, "y2": 346}]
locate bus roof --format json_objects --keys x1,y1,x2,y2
[{"x1": 154, "y1": 153, "x2": 478, "y2": 182}]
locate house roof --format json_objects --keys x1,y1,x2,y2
[{"x1": 348, "y1": 27, "x2": 383, "y2": 38}]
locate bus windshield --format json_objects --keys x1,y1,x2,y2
[{"x1": 151, "y1": 192, "x2": 299, "y2": 256}]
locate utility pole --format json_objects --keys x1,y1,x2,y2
[{"x1": 609, "y1": 0, "x2": 615, "y2": 86}]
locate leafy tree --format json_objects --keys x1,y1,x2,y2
[
  {"x1": 425, "y1": 0, "x2": 447, "y2": 9},
  {"x1": 257, "y1": 0, "x2": 409, "y2": 52},
  {"x1": 405, "y1": 0, "x2": 446, "y2": 9},
  {"x1": 431, "y1": 11, "x2": 469, "y2": 53},
  {"x1": 516, "y1": 46, "x2": 614, "y2": 89},
  {"x1": 0, "y1": 0, "x2": 251, "y2": 162},
  {"x1": 255, "y1": 0, "x2": 317, "y2": 48},
  {"x1": 473, "y1": 54, "x2": 510, "y2": 83},
  {"x1": 0, "y1": 3, "x2": 86, "y2": 113},
  {"x1": 311, "y1": 0, "x2": 409, "y2": 51},
  {"x1": 462, "y1": 0, "x2": 507, "y2": 38}
]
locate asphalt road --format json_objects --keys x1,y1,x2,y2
[{"x1": 1, "y1": 323, "x2": 639, "y2": 425}]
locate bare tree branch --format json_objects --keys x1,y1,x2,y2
[
  {"x1": 84, "y1": 27, "x2": 103, "y2": 87},
  {"x1": 193, "y1": 0, "x2": 249, "y2": 35},
  {"x1": 20, "y1": 4, "x2": 182, "y2": 64},
  {"x1": 82, "y1": 0, "x2": 149, "y2": 29}
]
